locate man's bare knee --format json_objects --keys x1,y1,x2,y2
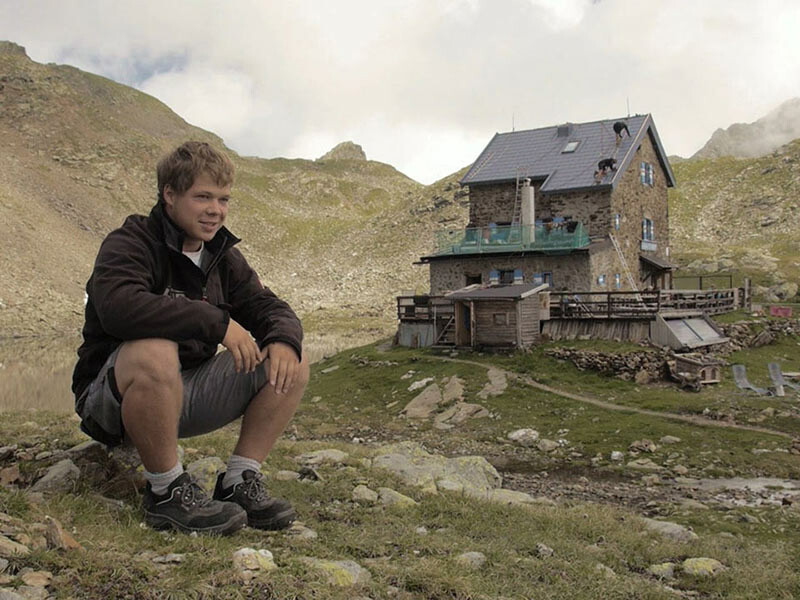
[{"x1": 115, "y1": 339, "x2": 180, "y2": 395}]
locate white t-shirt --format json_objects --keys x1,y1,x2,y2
[{"x1": 183, "y1": 242, "x2": 204, "y2": 268}]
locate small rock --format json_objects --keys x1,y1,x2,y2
[
  {"x1": 660, "y1": 436, "x2": 681, "y2": 445},
  {"x1": 610, "y1": 451, "x2": 624, "y2": 462},
  {"x1": 274, "y1": 470, "x2": 300, "y2": 481},
  {"x1": 0, "y1": 466, "x2": 19, "y2": 487},
  {"x1": 20, "y1": 570, "x2": 52, "y2": 587},
  {"x1": 33, "y1": 452, "x2": 52, "y2": 461},
  {"x1": 672, "y1": 465, "x2": 689, "y2": 475},
  {"x1": 152, "y1": 553, "x2": 184, "y2": 564},
  {"x1": 310, "y1": 396, "x2": 322, "y2": 403},
  {"x1": 634, "y1": 370, "x2": 650, "y2": 385},
  {"x1": 415, "y1": 526, "x2": 428, "y2": 535},
  {"x1": 641, "y1": 474, "x2": 660, "y2": 486},
  {"x1": 647, "y1": 562, "x2": 676, "y2": 579},
  {"x1": 378, "y1": 487, "x2": 418, "y2": 507},
  {"x1": 15, "y1": 587, "x2": 47, "y2": 600},
  {"x1": 30, "y1": 459, "x2": 80, "y2": 493},
  {"x1": 408, "y1": 377, "x2": 434, "y2": 392},
  {"x1": 626, "y1": 458, "x2": 663, "y2": 472},
  {"x1": 507, "y1": 429, "x2": 540, "y2": 447},
  {"x1": 537, "y1": 439, "x2": 559, "y2": 453},
  {"x1": 296, "y1": 449, "x2": 348, "y2": 466},
  {"x1": 456, "y1": 551, "x2": 486, "y2": 570},
  {"x1": 679, "y1": 499, "x2": 709, "y2": 510},
  {"x1": 0, "y1": 558, "x2": 7, "y2": 572},
  {"x1": 681, "y1": 557, "x2": 725, "y2": 577},
  {"x1": 0, "y1": 446, "x2": 17, "y2": 461},
  {"x1": 594, "y1": 563, "x2": 616, "y2": 578},
  {"x1": 287, "y1": 522, "x2": 318, "y2": 541},
  {"x1": 535, "y1": 543, "x2": 554, "y2": 558},
  {"x1": 298, "y1": 466, "x2": 322, "y2": 481},
  {"x1": 185, "y1": 457, "x2": 227, "y2": 495},
  {"x1": 299, "y1": 557, "x2": 371, "y2": 586},
  {"x1": 352, "y1": 485, "x2": 378, "y2": 504},
  {"x1": 0, "y1": 534, "x2": 29, "y2": 557},
  {"x1": 629, "y1": 439, "x2": 657, "y2": 453},
  {"x1": 320, "y1": 365, "x2": 340, "y2": 374},
  {"x1": 641, "y1": 518, "x2": 698, "y2": 542},
  {"x1": 65, "y1": 440, "x2": 107, "y2": 463},
  {"x1": 0, "y1": 589, "x2": 25, "y2": 600},
  {"x1": 233, "y1": 548, "x2": 277, "y2": 574}
]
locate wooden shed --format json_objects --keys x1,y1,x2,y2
[{"x1": 445, "y1": 283, "x2": 549, "y2": 349}]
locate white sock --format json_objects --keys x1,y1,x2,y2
[
  {"x1": 145, "y1": 461, "x2": 184, "y2": 496},
  {"x1": 222, "y1": 455, "x2": 261, "y2": 489}
]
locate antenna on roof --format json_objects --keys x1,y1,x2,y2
[{"x1": 626, "y1": 97, "x2": 630, "y2": 118}]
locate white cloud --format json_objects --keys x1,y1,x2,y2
[{"x1": 1, "y1": 0, "x2": 800, "y2": 182}]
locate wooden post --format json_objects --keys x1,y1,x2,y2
[
  {"x1": 607, "y1": 293, "x2": 612, "y2": 318},
  {"x1": 469, "y1": 301, "x2": 476, "y2": 348},
  {"x1": 516, "y1": 300, "x2": 523, "y2": 349}
]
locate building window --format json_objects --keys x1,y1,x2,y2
[
  {"x1": 562, "y1": 140, "x2": 580, "y2": 153},
  {"x1": 597, "y1": 274, "x2": 606, "y2": 286},
  {"x1": 615, "y1": 273, "x2": 621, "y2": 289},
  {"x1": 642, "y1": 218, "x2": 655, "y2": 241},
  {"x1": 532, "y1": 272, "x2": 553, "y2": 286},
  {"x1": 493, "y1": 313, "x2": 509, "y2": 326},
  {"x1": 614, "y1": 214, "x2": 620, "y2": 230},
  {"x1": 465, "y1": 274, "x2": 482, "y2": 286},
  {"x1": 499, "y1": 270, "x2": 515, "y2": 284},
  {"x1": 640, "y1": 161, "x2": 654, "y2": 186}
]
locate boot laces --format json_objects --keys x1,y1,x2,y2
[
  {"x1": 177, "y1": 479, "x2": 212, "y2": 508},
  {"x1": 242, "y1": 472, "x2": 269, "y2": 502}
]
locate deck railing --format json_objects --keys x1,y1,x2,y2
[{"x1": 433, "y1": 222, "x2": 589, "y2": 256}]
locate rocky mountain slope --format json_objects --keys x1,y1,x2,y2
[
  {"x1": 669, "y1": 138, "x2": 800, "y2": 300},
  {"x1": 691, "y1": 98, "x2": 800, "y2": 160},
  {"x1": 0, "y1": 42, "x2": 469, "y2": 339}
]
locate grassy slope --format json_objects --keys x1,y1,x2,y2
[{"x1": 2, "y1": 326, "x2": 800, "y2": 599}]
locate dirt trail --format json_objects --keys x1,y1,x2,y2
[{"x1": 429, "y1": 356, "x2": 794, "y2": 440}]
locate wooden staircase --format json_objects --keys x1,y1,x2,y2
[{"x1": 434, "y1": 315, "x2": 456, "y2": 347}]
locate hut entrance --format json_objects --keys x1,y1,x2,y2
[{"x1": 454, "y1": 301, "x2": 472, "y2": 346}]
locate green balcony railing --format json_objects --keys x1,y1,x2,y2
[{"x1": 433, "y1": 222, "x2": 590, "y2": 256}]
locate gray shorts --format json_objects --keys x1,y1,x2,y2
[{"x1": 77, "y1": 346, "x2": 267, "y2": 445}]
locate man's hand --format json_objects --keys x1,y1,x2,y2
[
  {"x1": 260, "y1": 342, "x2": 300, "y2": 394},
  {"x1": 222, "y1": 318, "x2": 261, "y2": 373}
]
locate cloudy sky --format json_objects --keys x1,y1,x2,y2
[{"x1": 2, "y1": 0, "x2": 799, "y2": 183}]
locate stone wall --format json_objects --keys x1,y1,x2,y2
[
  {"x1": 429, "y1": 254, "x2": 590, "y2": 295},
  {"x1": 609, "y1": 132, "x2": 671, "y2": 284}
]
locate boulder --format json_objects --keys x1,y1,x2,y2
[
  {"x1": 434, "y1": 402, "x2": 489, "y2": 425},
  {"x1": 30, "y1": 459, "x2": 79, "y2": 493},
  {"x1": 441, "y1": 376, "x2": 465, "y2": 403},
  {"x1": 377, "y1": 487, "x2": 418, "y2": 508},
  {"x1": 402, "y1": 384, "x2": 443, "y2": 418},
  {"x1": 681, "y1": 557, "x2": 726, "y2": 577},
  {"x1": 647, "y1": 562, "x2": 676, "y2": 579},
  {"x1": 477, "y1": 368, "x2": 507, "y2": 399},
  {"x1": 351, "y1": 485, "x2": 378, "y2": 504}
]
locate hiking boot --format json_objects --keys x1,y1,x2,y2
[
  {"x1": 143, "y1": 472, "x2": 247, "y2": 535},
  {"x1": 214, "y1": 469, "x2": 296, "y2": 530}
]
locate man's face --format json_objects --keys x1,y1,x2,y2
[{"x1": 163, "y1": 172, "x2": 231, "y2": 252}]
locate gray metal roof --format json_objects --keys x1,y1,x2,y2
[
  {"x1": 446, "y1": 283, "x2": 547, "y2": 300},
  {"x1": 460, "y1": 114, "x2": 676, "y2": 193}
]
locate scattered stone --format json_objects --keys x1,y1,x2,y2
[
  {"x1": 400, "y1": 370, "x2": 415, "y2": 380},
  {"x1": 19, "y1": 571, "x2": 52, "y2": 587},
  {"x1": 660, "y1": 436, "x2": 682, "y2": 445},
  {"x1": 152, "y1": 553, "x2": 184, "y2": 564},
  {"x1": 0, "y1": 534, "x2": 29, "y2": 557},
  {"x1": 44, "y1": 516, "x2": 83, "y2": 551},
  {"x1": 641, "y1": 518, "x2": 698, "y2": 542},
  {"x1": 287, "y1": 522, "x2": 318, "y2": 541},
  {"x1": 320, "y1": 365, "x2": 340, "y2": 374},
  {"x1": 626, "y1": 458, "x2": 663, "y2": 472},
  {"x1": 65, "y1": 440, "x2": 107, "y2": 463},
  {"x1": 634, "y1": 370, "x2": 650, "y2": 385},
  {"x1": 0, "y1": 447, "x2": 17, "y2": 461},
  {"x1": 15, "y1": 587, "x2": 47, "y2": 600},
  {"x1": 434, "y1": 402, "x2": 489, "y2": 425},
  {"x1": 594, "y1": 563, "x2": 616, "y2": 578},
  {"x1": 296, "y1": 449, "x2": 348, "y2": 466},
  {"x1": 507, "y1": 429, "x2": 540, "y2": 447},
  {"x1": 371, "y1": 441, "x2": 501, "y2": 495},
  {"x1": 415, "y1": 526, "x2": 428, "y2": 535},
  {"x1": 441, "y1": 376, "x2": 465, "y2": 403},
  {"x1": 185, "y1": 457, "x2": 226, "y2": 495},
  {"x1": 629, "y1": 439, "x2": 657, "y2": 453},
  {"x1": 0, "y1": 466, "x2": 19, "y2": 487},
  {"x1": 537, "y1": 439, "x2": 559, "y2": 453},
  {"x1": 0, "y1": 558, "x2": 7, "y2": 572},
  {"x1": 681, "y1": 557, "x2": 725, "y2": 577},
  {"x1": 378, "y1": 487, "x2": 418, "y2": 508},
  {"x1": 477, "y1": 368, "x2": 507, "y2": 399},
  {"x1": 30, "y1": 458, "x2": 80, "y2": 493},
  {"x1": 402, "y1": 384, "x2": 443, "y2": 419},
  {"x1": 408, "y1": 377, "x2": 434, "y2": 392},
  {"x1": 610, "y1": 451, "x2": 624, "y2": 462},
  {"x1": 647, "y1": 562, "x2": 676, "y2": 579},
  {"x1": 679, "y1": 499, "x2": 709, "y2": 511},
  {"x1": 274, "y1": 470, "x2": 301, "y2": 481},
  {"x1": 352, "y1": 485, "x2": 378, "y2": 504},
  {"x1": 233, "y1": 548, "x2": 277, "y2": 580},
  {"x1": 535, "y1": 543, "x2": 554, "y2": 558},
  {"x1": 641, "y1": 474, "x2": 661, "y2": 486},
  {"x1": 298, "y1": 466, "x2": 322, "y2": 482},
  {"x1": 299, "y1": 557, "x2": 371, "y2": 586},
  {"x1": 0, "y1": 590, "x2": 23, "y2": 600},
  {"x1": 456, "y1": 551, "x2": 486, "y2": 569},
  {"x1": 672, "y1": 465, "x2": 689, "y2": 476},
  {"x1": 310, "y1": 396, "x2": 322, "y2": 403}
]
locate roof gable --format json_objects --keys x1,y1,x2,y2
[{"x1": 460, "y1": 114, "x2": 676, "y2": 193}]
